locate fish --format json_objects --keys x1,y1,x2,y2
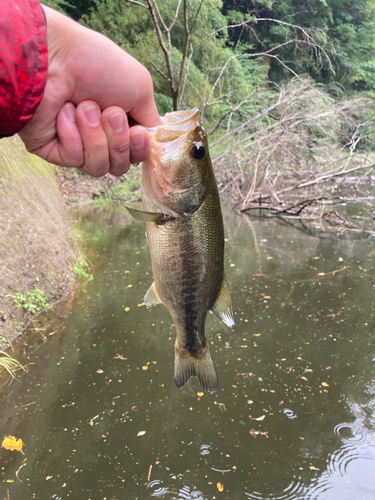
[{"x1": 126, "y1": 108, "x2": 234, "y2": 393}]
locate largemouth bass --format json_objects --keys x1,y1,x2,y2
[{"x1": 126, "y1": 108, "x2": 234, "y2": 393}]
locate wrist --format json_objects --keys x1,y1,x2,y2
[{"x1": 42, "y1": 5, "x2": 85, "y2": 80}]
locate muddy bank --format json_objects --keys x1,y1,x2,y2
[{"x1": 0, "y1": 136, "x2": 76, "y2": 346}]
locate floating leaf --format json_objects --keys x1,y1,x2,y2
[
  {"x1": 197, "y1": 392, "x2": 204, "y2": 397},
  {"x1": 2, "y1": 436, "x2": 23, "y2": 452},
  {"x1": 124, "y1": 307, "x2": 130, "y2": 312},
  {"x1": 137, "y1": 431, "x2": 146, "y2": 436},
  {"x1": 252, "y1": 415, "x2": 265, "y2": 421},
  {"x1": 96, "y1": 369, "x2": 104, "y2": 374},
  {"x1": 263, "y1": 295, "x2": 271, "y2": 299},
  {"x1": 217, "y1": 482, "x2": 224, "y2": 492},
  {"x1": 321, "y1": 382, "x2": 329, "y2": 387},
  {"x1": 142, "y1": 366, "x2": 149, "y2": 371}
]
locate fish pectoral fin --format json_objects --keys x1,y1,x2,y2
[
  {"x1": 125, "y1": 206, "x2": 169, "y2": 223},
  {"x1": 211, "y1": 276, "x2": 235, "y2": 328},
  {"x1": 174, "y1": 346, "x2": 219, "y2": 393},
  {"x1": 144, "y1": 282, "x2": 162, "y2": 306}
]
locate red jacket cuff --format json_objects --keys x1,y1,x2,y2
[{"x1": 0, "y1": 0, "x2": 48, "y2": 137}]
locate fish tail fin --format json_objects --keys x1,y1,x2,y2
[{"x1": 174, "y1": 346, "x2": 219, "y2": 393}]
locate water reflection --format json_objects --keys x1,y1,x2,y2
[{"x1": 1, "y1": 206, "x2": 375, "y2": 499}]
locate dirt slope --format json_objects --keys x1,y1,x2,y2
[{"x1": 0, "y1": 136, "x2": 76, "y2": 346}]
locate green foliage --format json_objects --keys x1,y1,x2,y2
[
  {"x1": 9, "y1": 289, "x2": 49, "y2": 315},
  {"x1": 82, "y1": 0, "x2": 264, "y2": 120},
  {"x1": 222, "y1": 0, "x2": 375, "y2": 93},
  {"x1": 74, "y1": 256, "x2": 93, "y2": 281}
]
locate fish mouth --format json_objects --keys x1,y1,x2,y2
[
  {"x1": 147, "y1": 107, "x2": 201, "y2": 144},
  {"x1": 142, "y1": 108, "x2": 203, "y2": 217}
]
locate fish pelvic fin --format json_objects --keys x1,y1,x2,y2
[
  {"x1": 211, "y1": 275, "x2": 235, "y2": 328},
  {"x1": 124, "y1": 206, "x2": 170, "y2": 223},
  {"x1": 144, "y1": 282, "x2": 162, "y2": 306},
  {"x1": 174, "y1": 346, "x2": 219, "y2": 393}
]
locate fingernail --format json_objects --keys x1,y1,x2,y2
[
  {"x1": 63, "y1": 103, "x2": 75, "y2": 121},
  {"x1": 131, "y1": 130, "x2": 145, "y2": 150},
  {"x1": 83, "y1": 104, "x2": 101, "y2": 126},
  {"x1": 109, "y1": 112, "x2": 124, "y2": 133}
]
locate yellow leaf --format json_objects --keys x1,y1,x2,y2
[
  {"x1": 197, "y1": 392, "x2": 204, "y2": 397},
  {"x1": 263, "y1": 295, "x2": 271, "y2": 299},
  {"x1": 321, "y1": 382, "x2": 329, "y2": 387},
  {"x1": 2, "y1": 436, "x2": 23, "y2": 452},
  {"x1": 217, "y1": 482, "x2": 224, "y2": 492},
  {"x1": 142, "y1": 366, "x2": 149, "y2": 371}
]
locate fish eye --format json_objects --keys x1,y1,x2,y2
[{"x1": 190, "y1": 142, "x2": 205, "y2": 160}]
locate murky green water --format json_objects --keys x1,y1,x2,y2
[{"x1": 1, "y1": 205, "x2": 375, "y2": 500}]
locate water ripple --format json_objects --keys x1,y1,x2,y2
[
  {"x1": 306, "y1": 441, "x2": 375, "y2": 500},
  {"x1": 242, "y1": 454, "x2": 304, "y2": 500},
  {"x1": 199, "y1": 444, "x2": 210, "y2": 456},
  {"x1": 245, "y1": 478, "x2": 305, "y2": 499},
  {"x1": 282, "y1": 408, "x2": 297, "y2": 419},
  {"x1": 147, "y1": 479, "x2": 168, "y2": 497},
  {"x1": 327, "y1": 443, "x2": 375, "y2": 477},
  {"x1": 147, "y1": 481, "x2": 208, "y2": 499},
  {"x1": 334, "y1": 422, "x2": 366, "y2": 443}
]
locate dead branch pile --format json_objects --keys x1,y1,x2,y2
[{"x1": 211, "y1": 78, "x2": 374, "y2": 217}]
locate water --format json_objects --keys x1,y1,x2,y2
[{"x1": 1, "y1": 205, "x2": 375, "y2": 500}]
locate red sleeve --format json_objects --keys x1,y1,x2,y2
[{"x1": 0, "y1": 0, "x2": 48, "y2": 137}]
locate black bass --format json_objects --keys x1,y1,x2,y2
[{"x1": 126, "y1": 108, "x2": 234, "y2": 393}]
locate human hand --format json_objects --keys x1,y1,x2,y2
[{"x1": 18, "y1": 5, "x2": 161, "y2": 177}]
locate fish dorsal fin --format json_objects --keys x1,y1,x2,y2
[
  {"x1": 211, "y1": 276, "x2": 235, "y2": 328},
  {"x1": 125, "y1": 206, "x2": 169, "y2": 223},
  {"x1": 144, "y1": 282, "x2": 162, "y2": 306}
]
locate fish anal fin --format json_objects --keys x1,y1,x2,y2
[
  {"x1": 125, "y1": 206, "x2": 169, "y2": 223},
  {"x1": 174, "y1": 347, "x2": 219, "y2": 393},
  {"x1": 144, "y1": 282, "x2": 162, "y2": 306},
  {"x1": 211, "y1": 276, "x2": 235, "y2": 328}
]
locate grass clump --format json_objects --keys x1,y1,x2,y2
[
  {"x1": 74, "y1": 256, "x2": 93, "y2": 281},
  {"x1": 0, "y1": 350, "x2": 25, "y2": 378},
  {"x1": 9, "y1": 288, "x2": 49, "y2": 315}
]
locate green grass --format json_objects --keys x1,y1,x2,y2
[
  {"x1": 0, "y1": 350, "x2": 25, "y2": 378},
  {"x1": 74, "y1": 256, "x2": 93, "y2": 281},
  {"x1": 8, "y1": 288, "x2": 49, "y2": 315},
  {"x1": 91, "y1": 175, "x2": 141, "y2": 207}
]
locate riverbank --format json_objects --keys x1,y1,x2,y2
[{"x1": 0, "y1": 137, "x2": 77, "y2": 349}]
